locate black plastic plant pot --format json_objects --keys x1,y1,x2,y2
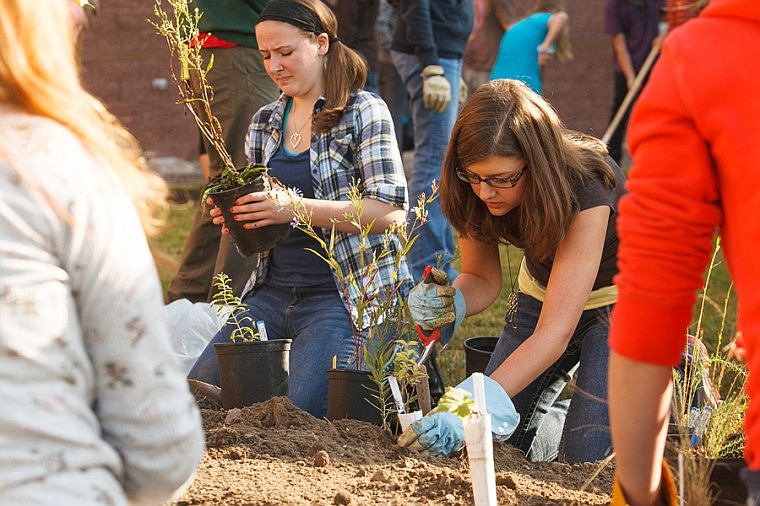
[
  {"x1": 326, "y1": 368, "x2": 382, "y2": 425},
  {"x1": 463, "y1": 336, "x2": 499, "y2": 377},
  {"x1": 208, "y1": 176, "x2": 291, "y2": 257},
  {"x1": 214, "y1": 339, "x2": 291, "y2": 410}
]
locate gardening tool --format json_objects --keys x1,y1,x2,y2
[
  {"x1": 601, "y1": 42, "x2": 660, "y2": 146},
  {"x1": 387, "y1": 375, "x2": 406, "y2": 414},
  {"x1": 187, "y1": 378, "x2": 223, "y2": 409},
  {"x1": 602, "y1": 0, "x2": 703, "y2": 148},
  {"x1": 415, "y1": 265, "x2": 444, "y2": 366}
]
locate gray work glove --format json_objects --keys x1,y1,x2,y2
[
  {"x1": 421, "y1": 65, "x2": 451, "y2": 113},
  {"x1": 407, "y1": 267, "x2": 465, "y2": 346},
  {"x1": 459, "y1": 78, "x2": 469, "y2": 107}
]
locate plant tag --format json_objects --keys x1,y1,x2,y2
[
  {"x1": 255, "y1": 320, "x2": 268, "y2": 341},
  {"x1": 387, "y1": 376, "x2": 405, "y2": 414}
]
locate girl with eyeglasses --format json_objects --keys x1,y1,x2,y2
[{"x1": 399, "y1": 78, "x2": 625, "y2": 464}]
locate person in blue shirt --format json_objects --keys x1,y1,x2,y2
[{"x1": 490, "y1": 0, "x2": 572, "y2": 95}]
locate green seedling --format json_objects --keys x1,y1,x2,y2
[
  {"x1": 392, "y1": 338, "x2": 430, "y2": 414},
  {"x1": 437, "y1": 386, "x2": 476, "y2": 419},
  {"x1": 210, "y1": 273, "x2": 259, "y2": 343}
]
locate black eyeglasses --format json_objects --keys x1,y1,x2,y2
[{"x1": 455, "y1": 166, "x2": 527, "y2": 189}]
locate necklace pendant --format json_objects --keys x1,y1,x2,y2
[
  {"x1": 289, "y1": 131, "x2": 302, "y2": 149},
  {"x1": 506, "y1": 290, "x2": 518, "y2": 329}
]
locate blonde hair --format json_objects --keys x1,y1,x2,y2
[
  {"x1": 440, "y1": 79, "x2": 613, "y2": 260},
  {"x1": 0, "y1": 0, "x2": 168, "y2": 241},
  {"x1": 529, "y1": 0, "x2": 573, "y2": 61}
]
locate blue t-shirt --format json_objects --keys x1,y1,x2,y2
[
  {"x1": 490, "y1": 12, "x2": 552, "y2": 94},
  {"x1": 266, "y1": 120, "x2": 335, "y2": 287}
]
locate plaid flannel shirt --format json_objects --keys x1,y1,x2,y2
[{"x1": 243, "y1": 90, "x2": 413, "y2": 330}]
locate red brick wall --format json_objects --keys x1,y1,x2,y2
[
  {"x1": 79, "y1": 0, "x2": 198, "y2": 160},
  {"x1": 536, "y1": 0, "x2": 614, "y2": 137},
  {"x1": 79, "y1": 0, "x2": 613, "y2": 161}
]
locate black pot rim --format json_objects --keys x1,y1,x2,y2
[{"x1": 214, "y1": 339, "x2": 292, "y2": 352}]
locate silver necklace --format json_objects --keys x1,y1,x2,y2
[{"x1": 288, "y1": 106, "x2": 312, "y2": 149}]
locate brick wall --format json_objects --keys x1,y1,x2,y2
[
  {"x1": 80, "y1": 0, "x2": 198, "y2": 161},
  {"x1": 79, "y1": 0, "x2": 613, "y2": 161}
]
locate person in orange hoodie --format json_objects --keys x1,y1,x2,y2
[{"x1": 608, "y1": 0, "x2": 760, "y2": 504}]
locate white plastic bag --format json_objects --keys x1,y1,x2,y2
[{"x1": 164, "y1": 299, "x2": 225, "y2": 375}]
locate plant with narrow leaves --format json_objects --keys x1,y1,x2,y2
[
  {"x1": 210, "y1": 273, "x2": 259, "y2": 343},
  {"x1": 287, "y1": 179, "x2": 438, "y2": 369},
  {"x1": 282, "y1": 179, "x2": 439, "y2": 429},
  {"x1": 669, "y1": 237, "x2": 747, "y2": 504},
  {"x1": 150, "y1": 0, "x2": 272, "y2": 206},
  {"x1": 363, "y1": 331, "x2": 396, "y2": 430}
]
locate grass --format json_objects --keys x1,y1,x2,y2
[
  {"x1": 154, "y1": 185, "x2": 198, "y2": 296},
  {"x1": 155, "y1": 185, "x2": 738, "y2": 391}
]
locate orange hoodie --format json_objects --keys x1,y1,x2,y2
[{"x1": 610, "y1": 0, "x2": 760, "y2": 468}]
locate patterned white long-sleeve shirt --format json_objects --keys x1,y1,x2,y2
[{"x1": 0, "y1": 104, "x2": 205, "y2": 505}]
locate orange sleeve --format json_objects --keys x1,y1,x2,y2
[{"x1": 609, "y1": 38, "x2": 722, "y2": 366}]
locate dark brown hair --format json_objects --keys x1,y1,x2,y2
[{"x1": 440, "y1": 79, "x2": 614, "y2": 261}]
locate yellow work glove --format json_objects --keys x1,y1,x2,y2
[
  {"x1": 421, "y1": 65, "x2": 451, "y2": 113},
  {"x1": 459, "y1": 77, "x2": 469, "y2": 107},
  {"x1": 611, "y1": 461, "x2": 678, "y2": 505}
]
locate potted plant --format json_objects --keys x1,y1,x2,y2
[
  {"x1": 209, "y1": 273, "x2": 291, "y2": 409},
  {"x1": 390, "y1": 338, "x2": 429, "y2": 431},
  {"x1": 667, "y1": 239, "x2": 748, "y2": 505},
  {"x1": 150, "y1": 0, "x2": 290, "y2": 255},
  {"x1": 284, "y1": 182, "x2": 437, "y2": 429}
]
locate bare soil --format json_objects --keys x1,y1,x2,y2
[{"x1": 171, "y1": 397, "x2": 614, "y2": 505}]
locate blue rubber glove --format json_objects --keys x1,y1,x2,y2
[
  {"x1": 407, "y1": 267, "x2": 465, "y2": 346},
  {"x1": 397, "y1": 375, "x2": 519, "y2": 456}
]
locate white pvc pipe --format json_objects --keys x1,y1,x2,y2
[
  {"x1": 472, "y1": 372, "x2": 487, "y2": 415},
  {"x1": 464, "y1": 414, "x2": 497, "y2": 506}
]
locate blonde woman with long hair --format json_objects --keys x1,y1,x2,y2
[{"x1": 0, "y1": 1, "x2": 204, "y2": 504}]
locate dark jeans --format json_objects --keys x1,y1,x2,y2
[
  {"x1": 188, "y1": 284, "x2": 359, "y2": 418},
  {"x1": 484, "y1": 292, "x2": 613, "y2": 464},
  {"x1": 607, "y1": 68, "x2": 654, "y2": 165},
  {"x1": 743, "y1": 467, "x2": 760, "y2": 505},
  {"x1": 607, "y1": 71, "x2": 632, "y2": 165}
]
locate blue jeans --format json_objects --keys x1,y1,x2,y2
[
  {"x1": 484, "y1": 292, "x2": 613, "y2": 464},
  {"x1": 391, "y1": 51, "x2": 461, "y2": 282},
  {"x1": 188, "y1": 284, "x2": 357, "y2": 418},
  {"x1": 743, "y1": 467, "x2": 760, "y2": 505}
]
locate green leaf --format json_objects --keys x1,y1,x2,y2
[{"x1": 436, "y1": 387, "x2": 476, "y2": 419}]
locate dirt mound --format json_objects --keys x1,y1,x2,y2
[{"x1": 173, "y1": 396, "x2": 614, "y2": 505}]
